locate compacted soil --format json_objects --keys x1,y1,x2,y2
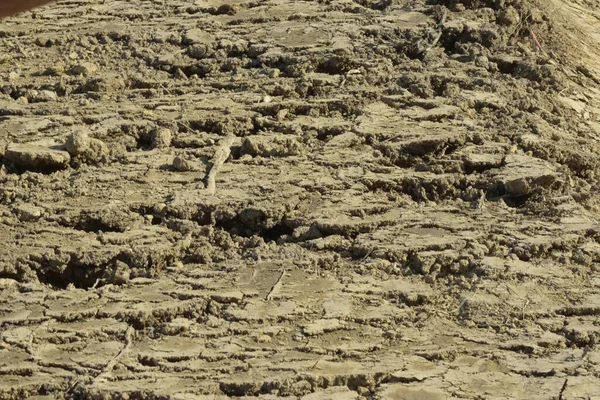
[{"x1": 2, "y1": 0, "x2": 600, "y2": 398}]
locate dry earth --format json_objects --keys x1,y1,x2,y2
[{"x1": 2, "y1": 0, "x2": 600, "y2": 398}]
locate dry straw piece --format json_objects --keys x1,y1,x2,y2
[{"x1": 206, "y1": 135, "x2": 235, "y2": 195}]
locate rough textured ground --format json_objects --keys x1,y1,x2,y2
[{"x1": 2, "y1": 0, "x2": 600, "y2": 398}]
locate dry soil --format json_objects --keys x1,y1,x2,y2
[{"x1": 2, "y1": 0, "x2": 600, "y2": 399}]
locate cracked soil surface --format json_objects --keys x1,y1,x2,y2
[{"x1": 3, "y1": 0, "x2": 600, "y2": 398}]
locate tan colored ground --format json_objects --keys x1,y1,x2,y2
[{"x1": 2, "y1": 0, "x2": 600, "y2": 399}]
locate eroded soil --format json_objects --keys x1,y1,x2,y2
[{"x1": 2, "y1": 0, "x2": 600, "y2": 398}]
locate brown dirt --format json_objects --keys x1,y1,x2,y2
[{"x1": 2, "y1": 0, "x2": 600, "y2": 398}]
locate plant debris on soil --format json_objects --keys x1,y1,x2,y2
[{"x1": 2, "y1": 0, "x2": 600, "y2": 398}]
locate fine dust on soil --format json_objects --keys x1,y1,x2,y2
[{"x1": 2, "y1": 0, "x2": 600, "y2": 399}]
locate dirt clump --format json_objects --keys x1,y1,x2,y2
[
  {"x1": 4, "y1": 141, "x2": 70, "y2": 172},
  {"x1": 66, "y1": 129, "x2": 109, "y2": 164}
]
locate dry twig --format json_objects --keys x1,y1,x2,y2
[
  {"x1": 265, "y1": 270, "x2": 285, "y2": 301},
  {"x1": 529, "y1": 29, "x2": 544, "y2": 52},
  {"x1": 206, "y1": 135, "x2": 234, "y2": 195},
  {"x1": 96, "y1": 325, "x2": 134, "y2": 379}
]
